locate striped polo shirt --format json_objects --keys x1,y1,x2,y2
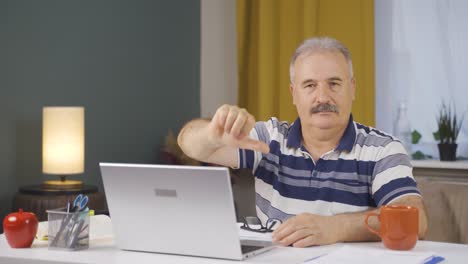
[{"x1": 237, "y1": 115, "x2": 420, "y2": 224}]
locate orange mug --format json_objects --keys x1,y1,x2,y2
[{"x1": 365, "y1": 205, "x2": 419, "y2": 250}]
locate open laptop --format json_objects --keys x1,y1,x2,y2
[{"x1": 99, "y1": 163, "x2": 275, "y2": 260}]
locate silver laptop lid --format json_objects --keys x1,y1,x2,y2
[{"x1": 99, "y1": 163, "x2": 244, "y2": 260}]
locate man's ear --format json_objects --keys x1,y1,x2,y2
[
  {"x1": 350, "y1": 78, "x2": 356, "y2": 100},
  {"x1": 289, "y1": 84, "x2": 296, "y2": 105}
]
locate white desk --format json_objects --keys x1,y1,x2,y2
[{"x1": 1, "y1": 235, "x2": 468, "y2": 264}]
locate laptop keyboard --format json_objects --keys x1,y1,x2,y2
[{"x1": 241, "y1": 245, "x2": 264, "y2": 254}]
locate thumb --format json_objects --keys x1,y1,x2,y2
[{"x1": 238, "y1": 138, "x2": 270, "y2": 154}]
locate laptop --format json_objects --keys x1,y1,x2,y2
[{"x1": 99, "y1": 163, "x2": 275, "y2": 260}]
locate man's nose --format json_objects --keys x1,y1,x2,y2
[{"x1": 316, "y1": 83, "x2": 331, "y2": 103}]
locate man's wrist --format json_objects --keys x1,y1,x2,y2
[
  {"x1": 205, "y1": 125, "x2": 224, "y2": 149},
  {"x1": 330, "y1": 214, "x2": 345, "y2": 243}
]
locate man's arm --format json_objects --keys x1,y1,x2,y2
[
  {"x1": 272, "y1": 195, "x2": 427, "y2": 247},
  {"x1": 335, "y1": 195, "x2": 427, "y2": 243},
  {"x1": 177, "y1": 104, "x2": 269, "y2": 168}
]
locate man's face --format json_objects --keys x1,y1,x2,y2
[{"x1": 290, "y1": 51, "x2": 355, "y2": 130}]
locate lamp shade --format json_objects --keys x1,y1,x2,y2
[{"x1": 42, "y1": 107, "x2": 84, "y2": 175}]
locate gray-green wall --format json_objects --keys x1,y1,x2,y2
[{"x1": 0, "y1": 0, "x2": 200, "y2": 231}]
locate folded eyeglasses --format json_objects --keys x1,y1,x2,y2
[{"x1": 241, "y1": 216, "x2": 282, "y2": 233}]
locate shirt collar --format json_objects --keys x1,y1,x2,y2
[
  {"x1": 286, "y1": 115, "x2": 356, "y2": 152},
  {"x1": 286, "y1": 118, "x2": 303, "y2": 148},
  {"x1": 335, "y1": 115, "x2": 356, "y2": 152}
]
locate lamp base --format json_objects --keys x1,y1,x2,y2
[{"x1": 42, "y1": 180, "x2": 83, "y2": 190}]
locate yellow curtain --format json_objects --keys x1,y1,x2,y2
[{"x1": 237, "y1": 0, "x2": 375, "y2": 126}]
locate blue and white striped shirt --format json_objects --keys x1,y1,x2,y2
[{"x1": 238, "y1": 115, "x2": 420, "y2": 224}]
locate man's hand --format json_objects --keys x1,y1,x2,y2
[
  {"x1": 208, "y1": 104, "x2": 269, "y2": 154},
  {"x1": 177, "y1": 104, "x2": 269, "y2": 167},
  {"x1": 271, "y1": 213, "x2": 339, "y2": 247}
]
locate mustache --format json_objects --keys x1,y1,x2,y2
[{"x1": 310, "y1": 103, "x2": 339, "y2": 114}]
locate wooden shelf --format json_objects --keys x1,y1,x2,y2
[
  {"x1": 13, "y1": 185, "x2": 108, "y2": 221},
  {"x1": 412, "y1": 160, "x2": 468, "y2": 184},
  {"x1": 411, "y1": 160, "x2": 468, "y2": 170}
]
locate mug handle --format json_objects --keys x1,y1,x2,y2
[{"x1": 365, "y1": 212, "x2": 381, "y2": 237}]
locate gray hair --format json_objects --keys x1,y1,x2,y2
[{"x1": 289, "y1": 37, "x2": 354, "y2": 83}]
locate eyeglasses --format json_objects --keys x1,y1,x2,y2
[{"x1": 241, "y1": 216, "x2": 282, "y2": 233}]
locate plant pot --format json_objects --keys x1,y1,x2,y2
[{"x1": 438, "y1": 143, "x2": 457, "y2": 161}]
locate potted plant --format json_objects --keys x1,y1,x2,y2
[{"x1": 433, "y1": 102, "x2": 464, "y2": 161}]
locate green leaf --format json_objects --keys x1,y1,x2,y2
[
  {"x1": 411, "y1": 151, "x2": 433, "y2": 160},
  {"x1": 412, "y1": 151, "x2": 426, "y2": 160},
  {"x1": 433, "y1": 131, "x2": 440, "y2": 141},
  {"x1": 411, "y1": 130, "x2": 422, "y2": 144}
]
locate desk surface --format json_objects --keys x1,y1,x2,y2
[{"x1": 1, "y1": 235, "x2": 468, "y2": 264}]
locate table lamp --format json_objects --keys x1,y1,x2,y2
[{"x1": 42, "y1": 106, "x2": 85, "y2": 189}]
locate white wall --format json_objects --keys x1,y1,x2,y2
[
  {"x1": 200, "y1": 0, "x2": 238, "y2": 118},
  {"x1": 375, "y1": 0, "x2": 468, "y2": 158}
]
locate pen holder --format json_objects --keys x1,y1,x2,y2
[{"x1": 46, "y1": 208, "x2": 90, "y2": 251}]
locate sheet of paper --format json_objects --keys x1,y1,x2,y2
[
  {"x1": 303, "y1": 245, "x2": 443, "y2": 264},
  {"x1": 237, "y1": 223, "x2": 272, "y2": 242}
]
